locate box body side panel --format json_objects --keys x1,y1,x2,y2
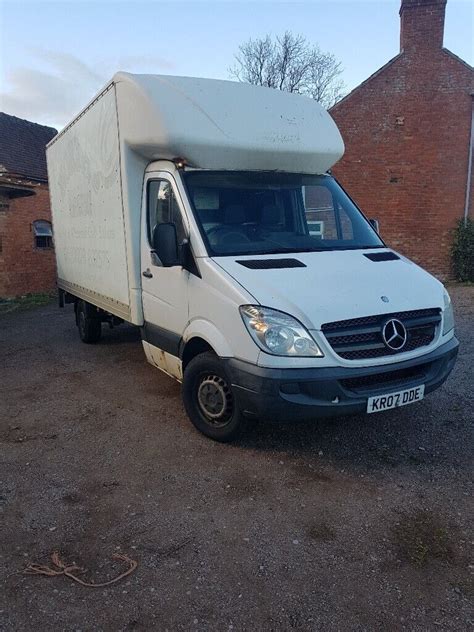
[{"x1": 47, "y1": 86, "x2": 132, "y2": 320}]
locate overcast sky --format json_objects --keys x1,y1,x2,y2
[{"x1": 0, "y1": 0, "x2": 472, "y2": 130}]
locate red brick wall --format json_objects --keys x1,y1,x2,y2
[
  {"x1": 0, "y1": 183, "x2": 57, "y2": 297},
  {"x1": 330, "y1": 4, "x2": 473, "y2": 280}
]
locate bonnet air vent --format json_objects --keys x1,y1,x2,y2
[
  {"x1": 236, "y1": 258, "x2": 307, "y2": 270},
  {"x1": 364, "y1": 251, "x2": 400, "y2": 262}
]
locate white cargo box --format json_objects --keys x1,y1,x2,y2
[{"x1": 47, "y1": 73, "x2": 344, "y2": 324}]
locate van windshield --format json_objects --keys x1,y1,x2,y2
[{"x1": 183, "y1": 171, "x2": 383, "y2": 256}]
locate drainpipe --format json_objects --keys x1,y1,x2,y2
[{"x1": 464, "y1": 93, "x2": 474, "y2": 226}]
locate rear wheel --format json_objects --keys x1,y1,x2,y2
[
  {"x1": 76, "y1": 300, "x2": 102, "y2": 344},
  {"x1": 182, "y1": 351, "x2": 246, "y2": 442}
]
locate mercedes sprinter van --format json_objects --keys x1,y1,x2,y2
[{"x1": 47, "y1": 73, "x2": 458, "y2": 441}]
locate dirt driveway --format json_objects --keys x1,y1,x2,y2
[{"x1": 0, "y1": 286, "x2": 473, "y2": 631}]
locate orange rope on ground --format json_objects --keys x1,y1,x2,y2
[{"x1": 24, "y1": 551, "x2": 137, "y2": 587}]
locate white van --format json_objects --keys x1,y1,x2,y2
[{"x1": 47, "y1": 73, "x2": 458, "y2": 441}]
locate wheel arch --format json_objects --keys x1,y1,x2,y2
[
  {"x1": 181, "y1": 319, "x2": 234, "y2": 370},
  {"x1": 181, "y1": 337, "x2": 214, "y2": 371}
]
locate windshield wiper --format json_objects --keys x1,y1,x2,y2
[
  {"x1": 325, "y1": 244, "x2": 386, "y2": 251},
  {"x1": 239, "y1": 246, "x2": 326, "y2": 255}
]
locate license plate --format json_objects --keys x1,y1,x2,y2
[{"x1": 367, "y1": 385, "x2": 425, "y2": 413}]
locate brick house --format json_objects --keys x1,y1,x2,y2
[
  {"x1": 330, "y1": 0, "x2": 474, "y2": 279},
  {"x1": 0, "y1": 113, "x2": 57, "y2": 297}
]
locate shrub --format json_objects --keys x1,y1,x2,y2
[{"x1": 452, "y1": 218, "x2": 474, "y2": 282}]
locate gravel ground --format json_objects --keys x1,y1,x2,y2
[{"x1": 0, "y1": 285, "x2": 473, "y2": 631}]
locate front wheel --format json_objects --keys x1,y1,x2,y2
[{"x1": 182, "y1": 352, "x2": 246, "y2": 442}]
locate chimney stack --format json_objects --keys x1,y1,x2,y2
[{"x1": 399, "y1": 0, "x2": 447, "y2": 53}]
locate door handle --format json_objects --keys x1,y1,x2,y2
[{"x1": 142, "y1": 269, "x2": 153, "y2": 278}]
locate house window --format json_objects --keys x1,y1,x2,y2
[
  {"x1": 307, "y1": 220, "x2": 324, "y2": 238},
  {"x1": 33, "y1": 220, "x2": 53, "y2": 249}
]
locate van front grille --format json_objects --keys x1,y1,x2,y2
[{"x1": 322, "y1": 308, "x2": 441, "y2": 360}]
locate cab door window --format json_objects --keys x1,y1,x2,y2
[{"x1": 147, "y1": 180, "x2": 186, "y2": 244}]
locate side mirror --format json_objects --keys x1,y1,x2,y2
[
  {"x1": 152, "y1": 222, "x2": 180, "y2": 267},
  {"x1": 369, "y1": 218, "x2": 380, "y2": 233}
]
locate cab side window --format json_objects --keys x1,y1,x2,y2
[{"x1": 147, "y1": 180, "x2": 186, "y2": 245}]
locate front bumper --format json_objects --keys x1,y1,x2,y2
[{"x1": 224, "y1": 336, "x2": 459, "y2": 421}]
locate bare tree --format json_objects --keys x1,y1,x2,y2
[{"x1": 230, "y1": 32, "x2": 345, "y2": 108}]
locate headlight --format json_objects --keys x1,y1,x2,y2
[
  {"x1": 442, "y1": 290, "x2": 454, "y2": 335},
  {"x1": 239, "y1": 305, "x2": 324, "y2": 357}
]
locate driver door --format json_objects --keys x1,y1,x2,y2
[{"x1": 141, "y1": 173, "x2": 189, "y2": 374}]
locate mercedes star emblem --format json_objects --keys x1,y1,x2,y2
[{"x1": 382, "y1": 318, "x2": 407, "y2": 351}]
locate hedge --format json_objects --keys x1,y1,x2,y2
[{"x1": 452, "y1": 218, "x2": 474, "y2": 282}]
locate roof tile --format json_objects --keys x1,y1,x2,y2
[{"x1": 0, "y1": 113, "x2": 57, "y2": 182}]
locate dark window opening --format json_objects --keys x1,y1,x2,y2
[{"x1": 33, "y1": 220, "x2": 53, "y2": 249}]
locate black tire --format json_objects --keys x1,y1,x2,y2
[
  {"x1": 182, "y1": 351, "x2": 246, "y2": 442},
  {"x1": 76, "y1": 300, "x2": 102, "y2": 344}
]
